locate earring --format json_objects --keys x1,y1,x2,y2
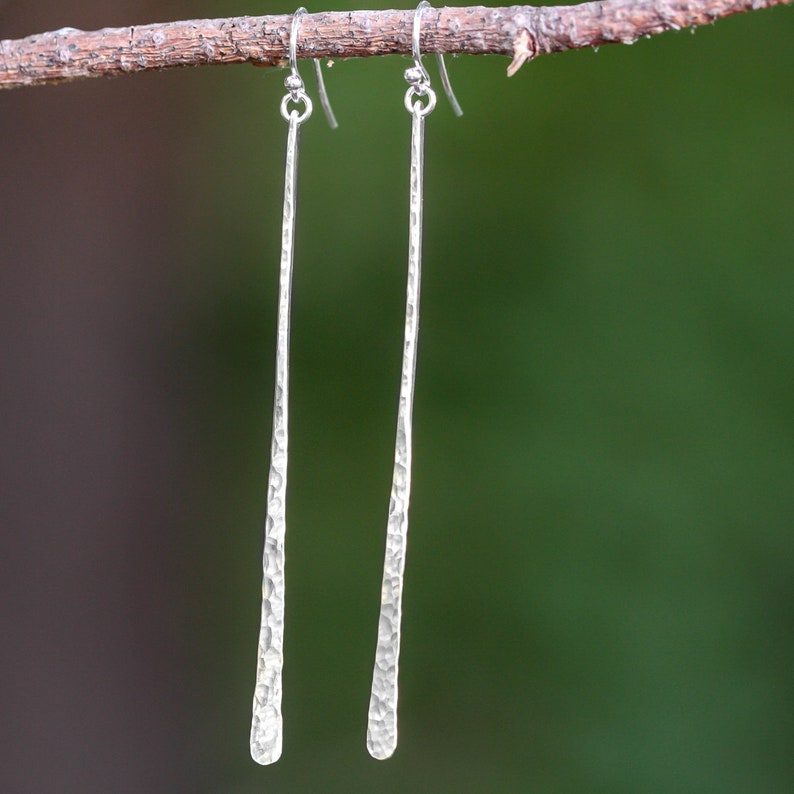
[
  {"x1": 366, "y1": 1, "x2": 462, "y2": 762},
  {"x1": 250, "y1": 7, "x2": 336, "y2": 766}
]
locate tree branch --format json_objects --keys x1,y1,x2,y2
[{"x1": 0, "y1": 1, "x2": 790, "y2": 90}]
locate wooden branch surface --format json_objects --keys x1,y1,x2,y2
[{"x1": 0, "y1": 0, "x2": 790, "y2": 89}]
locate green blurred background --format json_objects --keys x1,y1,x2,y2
[{"x1": 1, "y1": 1, "x2": 793, "y2": 792}]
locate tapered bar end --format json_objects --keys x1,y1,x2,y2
[{"x1": 250, "y1": 730, "x2": 283, "y2": 765}]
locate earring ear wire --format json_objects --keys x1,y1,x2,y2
[
  {"x1": 366, "y1": 0, "x2": 463, "y2": 763},
  {"x1": 288, "y1": 7, "x2": 339, "y2": 129},
  {"x1": 412, "y1": 0, "x2": 463, "y2": 117},
  {"x1": 251, "y1": 5, "x2": 330, "y2": 768}
]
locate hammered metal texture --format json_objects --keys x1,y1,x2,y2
[
  {"x1": 367, "y1": 109, "x2": 425, "y2": 761},
  {"x1": 250, "y1": 112, "x2": 302, "y2": 766}
]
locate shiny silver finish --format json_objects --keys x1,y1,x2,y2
[
  {"x1": 367, "y1": 93, "x2": 432, "y2": 763},
  {"x1": 285, "y1": 7, "x2": 338, "y2": 129},
  {"x1": 250, "y1": 107, "x2": 304, "y2": 767},
  {"x1": 367, "y1": 0, "x2": 464, "y2": 760},
  {"x1": 411, "y1": 0, "x2": 463, "y2": 117},
  {"x1": 251, "y1": 10, "x2": 314, "y2": 763}
]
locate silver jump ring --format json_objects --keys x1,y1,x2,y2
[
  {"x1": 404, "y1": 85, "x2": 437, "y2": 117},
  {"x1": 280, "y1": 90, "x2": 313, "y2": 123}
]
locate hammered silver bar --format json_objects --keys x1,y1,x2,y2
[
  {"x1": 367, "y1": 106, "x2": 426, "y2": 761},
  {"x1": 250, "y1": 109, "x2": 302, "y2": 766}
]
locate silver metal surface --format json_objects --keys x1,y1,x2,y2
[
  {"x1": 312, "y1": 59, "x2": 339, "y2": 130},
  {"x1": 410, "y1": 1, "x2": 432, "y2": 85},
  {"x1": 250, "y1": 106, "x2": 305, "y2": 766},
  {"x1": 285, "y1": 7, "x2": 338, "y2": 129},
  {"x1": 411, "y1": 0, "x2": 463, "y2": 117},
  {"x1": 367, "y1": 104, "x2": 427, "y2": 761},
  {"x1": 434, "y1": 53, "x2": 463, "y2": 117},
  {"x1": 250, "y1": 6, "x2": 333, "y2": 766},
  {"x1": 404, "y1": 83, "x2": 437, "y2": 116}
]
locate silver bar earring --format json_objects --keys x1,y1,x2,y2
[
  {"x1": 367, "y1": 0, "x2": 462, "y2": 761},
  {"x1": 250, "y1": 7, "x2": 336, "y2": 766}
]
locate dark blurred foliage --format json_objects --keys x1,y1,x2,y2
[{"x1": 1, "y1": 1, "x2": 793, "y2": 792}]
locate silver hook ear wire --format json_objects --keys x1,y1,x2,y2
[
  {"x1": 311, "y1": 60, "x2": 338, "y2": 130},
  {"x1": 281, "y1": 7, "x2": 312, "y2": 122},
  {"x1": 286, "y1": 7, "x2": 307, "y2": 96},
  {"x1": 412, "y1": 1, "x2": 463, "y2": 117},
  {"x1": 288, "y1": 7, "x2": 338, "y2": 129}
]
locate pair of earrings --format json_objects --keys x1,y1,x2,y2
[{"x1": 249, "y1": 3, "x2": 462, "y2": 765}]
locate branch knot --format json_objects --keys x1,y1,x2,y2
[{"x1": 507, "y1": 28, "x2": 537, "y2": 77}]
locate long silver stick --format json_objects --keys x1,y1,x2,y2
[
  {"x1": 250, "y1": 6, "x2": 337, "y2": 765},
  {"x1": 250, "y1": 83, "x2": 312, "y2": 766},
  {"x1": 367, "y1": 92, "x2": 431, "y2": 761}
]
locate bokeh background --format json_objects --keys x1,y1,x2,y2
[{"x1": 1, "y1": 1, "x2": 793, "y2": 791}]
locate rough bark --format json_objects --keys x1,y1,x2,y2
[{"x1": 0, "y1": 0, "x2": 790, "y2": 89}]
